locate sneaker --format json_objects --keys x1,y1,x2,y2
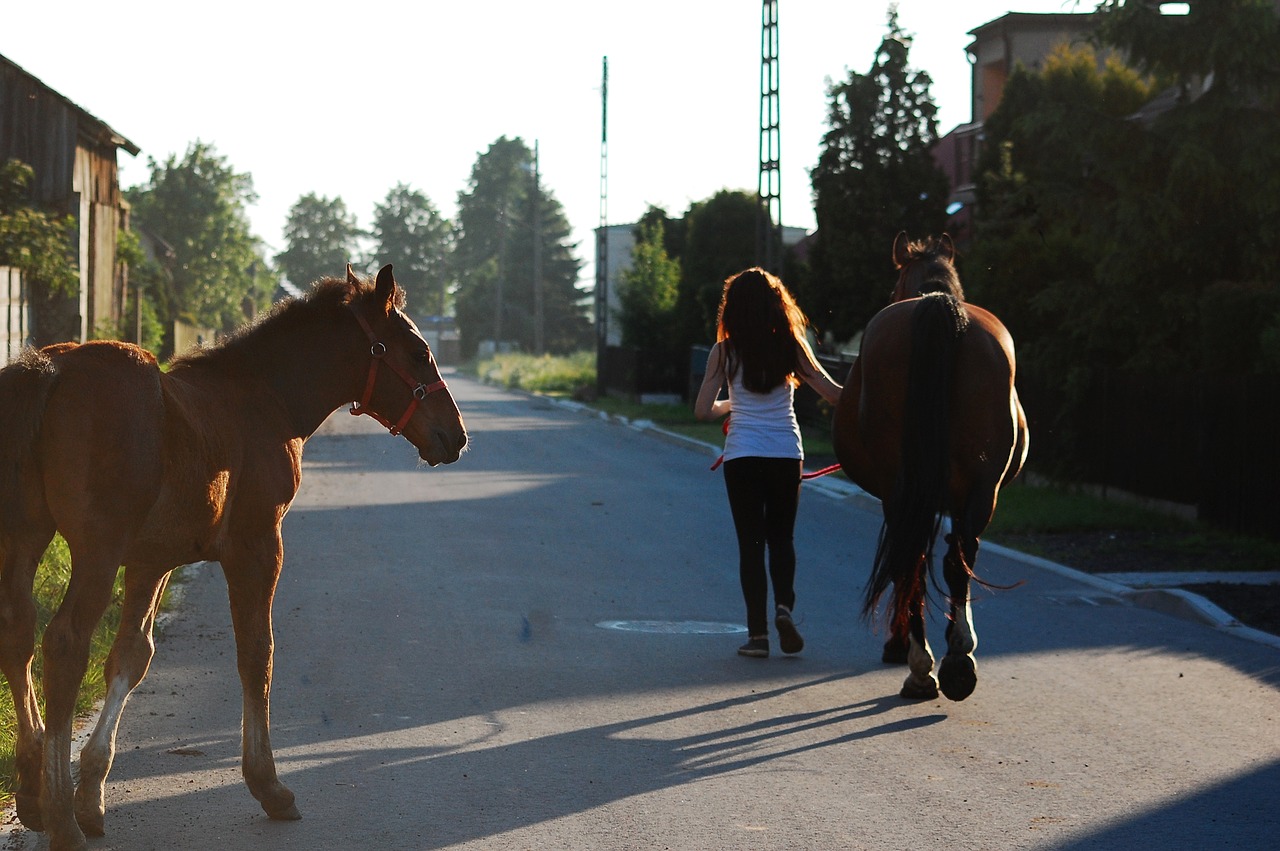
[
  {"x1": 775, "y1": 605, "x2": 804, "y2": 654},
  {"x1": 737, "y1": 637, "x2": 770, "y2": 658}
]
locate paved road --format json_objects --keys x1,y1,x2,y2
[{"x1": 6, "y1": 373, "x2": 1279, "y2": 850}]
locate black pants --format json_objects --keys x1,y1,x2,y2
[{"x1": 722, "y1": 456, "x2": 802, "y2": 637}]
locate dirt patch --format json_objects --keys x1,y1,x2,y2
[{"x1": 991, "y1": 529, "x2": 1280, "y2": 637}]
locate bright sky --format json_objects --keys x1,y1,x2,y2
[{"x1": 4, "y1": 1, "x2": 1086, "y2": 288}]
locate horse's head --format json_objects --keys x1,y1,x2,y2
[
  {"x1": 347, "y1": 265, "x2": 468, "y2": 466},
  {"x1": 891, "y1": 232, "x2": 964, "y2": 303}
]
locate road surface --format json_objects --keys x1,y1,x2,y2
[{"x1": 6, "y1": 372, "x2": 1278, "y2": 850}]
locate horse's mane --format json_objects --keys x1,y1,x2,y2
[
  {"x1": 897, "y1": 237, "x2": 964, "y2": 301},
  {"x1": 170, "y1": 274, "x2": 402, "y2": 371}
]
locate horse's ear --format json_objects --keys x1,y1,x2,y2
[
  {"x1": 374, "y1": 265, "x2": 397, "y2": 315},
  {"x1": 892, "y1": 232, "x2": 910, "y2": 269},
  {"x1": 939, "y1": 233, "x2": 955, "y2": 263},
  {"x1": 346, "y1": 264, "x2": 358, "y2": 285}
]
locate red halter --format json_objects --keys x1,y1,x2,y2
[{"x1": 348, "y1": 310, "x2": 448, "y2": 436}]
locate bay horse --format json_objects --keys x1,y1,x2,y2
[
  {"x1": 833, "y1": 234, "x2": 1028, "y2": 702},
  {"x1": 0, "y1": 265, "x2": 467, "y2": 851}
]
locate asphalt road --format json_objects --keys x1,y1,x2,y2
[{"x1": 6, "y1": 372, "x2": 1279, "y2": 850}]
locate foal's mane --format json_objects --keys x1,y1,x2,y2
[{"x1": 170, "y1": 274, "x2": 402, "y2": 371}]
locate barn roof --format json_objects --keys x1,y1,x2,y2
[{"x1": 1, "y1": 52, "x2": 139, "y2": 156}]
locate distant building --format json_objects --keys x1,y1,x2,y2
[
  {"x1": 933, "y1": 12, "x2": 1101, "y2": 246},
  {"x1": 593, "y1": 221, "x2": 809, "y2": 350},
  {"x1": 0, "y1": 52, "x2": 138, "y2": 349}
]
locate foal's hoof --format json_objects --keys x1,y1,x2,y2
[
  {"x1": 74, "y1": 807, "x2": 105, "y2": 837},
  {"x1": 15, "y1": 797, "x2": 43, "y2": 832},
  {"x1": 266, "y1": 801, "x2": 302, "y2": 821},
  {"x1": 15, "y1": 792, "x2": 44, "y2": 831},
  {"x1": 938, "y1": 653, "x2": 978, "y2": 702}
]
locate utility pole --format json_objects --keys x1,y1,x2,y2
[
  {"x1": 757, "y1": 0, "x2": 782, "y2": 273},
  {"x1": 532, "y1": 140, "x2": 544, "y2": 355},
  {"x1": 495, "y1": 196, "x2": 506, "y2": 348}
]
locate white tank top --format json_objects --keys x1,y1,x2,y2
[{"x1": 723, "y1": 365, "x2": 803, "y2": 461}]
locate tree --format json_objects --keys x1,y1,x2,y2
[
  {"x1": 1091, "y1": 0, "x2": 1280, "y2": 373},
  {"x1": 275, "y1": 193, "x2": 362, "y2": 291},
  {"x1": 368, "y1": 183, "x2": 453, "y2": 318},
  {"x1": 109, "y1": 227, "x2": 166, "y2": 354},
  {"x1": 967, "y1": 43, "x2": 1159, "y2": 385},
  {"x1": 617, "y1": 217, "x2": 680, "y2": 348},
  {"x1": 0, "y1": 158, "x2": 79, "y2": 344},
  {"x1": 124, "y1": 141, "x2": 272, "y2": 341},
  {"x1": 453, "y1": 136, "x2": 588, "y2": 356},
  {"x1": 805, "y1": 5, "x2": 950, "y2": 343},
  {"x1": 676, "y1": 189, "x2": 758, "y2": 348}
]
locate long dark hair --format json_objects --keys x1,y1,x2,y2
[{"x1": 716, "y1": 267, "x2": 812, "y2": 394}]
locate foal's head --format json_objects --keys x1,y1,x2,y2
[
  {"x1": 344, "y1": 265, "x2": 468, "y2": 466},
  {"x1": 891, "y1": 232, "x2": 963, "y2": 303}
]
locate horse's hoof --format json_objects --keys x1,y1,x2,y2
[
  {"x1": 15, "y1": 792, "x2": 44, "y2": 832},
  {"x1": 881, "y1": 637, "x2": 909, "y2": 665},
  {"x1": 900, "y1": 675, "x2": 939, "y2": 701},
  {"x1": 938, "y1": 654, "x2": 977, "y2": 701}
]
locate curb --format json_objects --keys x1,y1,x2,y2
[{"x1": 554, "y1": 395, "x2": 1280, "y2": 652}]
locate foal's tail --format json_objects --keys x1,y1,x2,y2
[
  {"x1": 863, "y1": 293, "x2": 968, "y2": 633},
  {"x1": 0, "y1": 348, "x2": 58, "y2": 532}
]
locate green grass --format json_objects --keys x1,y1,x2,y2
[
  {"x1": 473, "y1": 351, "x2": 596, "y2": 395},
  {"x1": 0, "y1": 537, "x2": 128, "y2": 807},
  {"x1": 983, "y1": 481, "x2": 1187, "y2": 537}
]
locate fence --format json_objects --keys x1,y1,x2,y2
[
  {"x1": 1, "y1": 266, "x2": 30, "y2": 364},
  {"x1": 687, "y1": 344, "x2": 856, "y2": 425},
  {"x1": 1018, "y1": 370, "x2": 1280, "y2": 539},
  {"x1": 599, "y1": 344, "x2": 688, "y2": 400},
  {"x1": 683, "y1": 343, "x2": 1280, "y2": 539}
]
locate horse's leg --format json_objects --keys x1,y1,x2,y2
[
  {"x1": 0, "y1": 517, "x2": 56, "y2": 831},
  {"x1": 936, "y1": 491, "x2": 995, "y2": 702},
  {"x1": 39, "y1": 549, "x2": 123, "y2": 851},
  {"x1": 881, "y1": 583, "x2": 909, "y2": 664},
  {"x1": 221, "y1": 531, "x2": 301, "y2": 821},
  {"x1": 899, "y1": 592, "x2": 939, "y2": 700},
  {"x1": 73, "y1": 566, "x2": 172, "y2": 836}
]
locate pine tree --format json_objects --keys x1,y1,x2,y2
[{"x1": 805, "y1": 6, "x2": 949, "y2": 343}]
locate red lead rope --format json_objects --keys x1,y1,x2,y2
[{"x1": 708, "y1": 416, "x2": 842, "y2": 480}]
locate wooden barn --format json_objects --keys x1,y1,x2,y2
[{"x1": 0, "y1": 51, "x2": 139, "y2": 355}]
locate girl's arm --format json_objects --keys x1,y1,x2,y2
[
  {"x1": 694, "y1": 342, "x2": 731, "y2": 421},
  {"x1": 796, "y1": 338, "x2": 843, "y2": 405}
]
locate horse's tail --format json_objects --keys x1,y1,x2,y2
[
  {"x1": 0, "y1": 347, "x2": 58, "y2": 533},
  {"x1": 863, "y1": 293, "x2": 969, "y2": 633}
]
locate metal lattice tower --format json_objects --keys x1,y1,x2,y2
[
  {"x1": 595, "y1": 56, "x2": 609, "y2": 393},
  {"x1": 757, "y1": 0, "x2": 781, "y2": 273}
]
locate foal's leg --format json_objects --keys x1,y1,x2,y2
[
  {"x1": 74, "y1": 566, "x2": 172, "y2": 836},
  {"x1": 39, "y1": 549, "x2": 124, "y2": 851},
  {"x1": 0, "y1": 519, "x2": 56, "y2": 831},
  {"x1": 221, "y1": 532, "x2": 300, "y2": 821}
]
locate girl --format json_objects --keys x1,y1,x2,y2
[{"x1": 695, "y1": 268, "x2": 842, "y2": 657}]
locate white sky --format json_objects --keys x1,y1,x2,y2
[{"x1": 4, "y1": 1, "x2": 1086, "y2": 288}]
